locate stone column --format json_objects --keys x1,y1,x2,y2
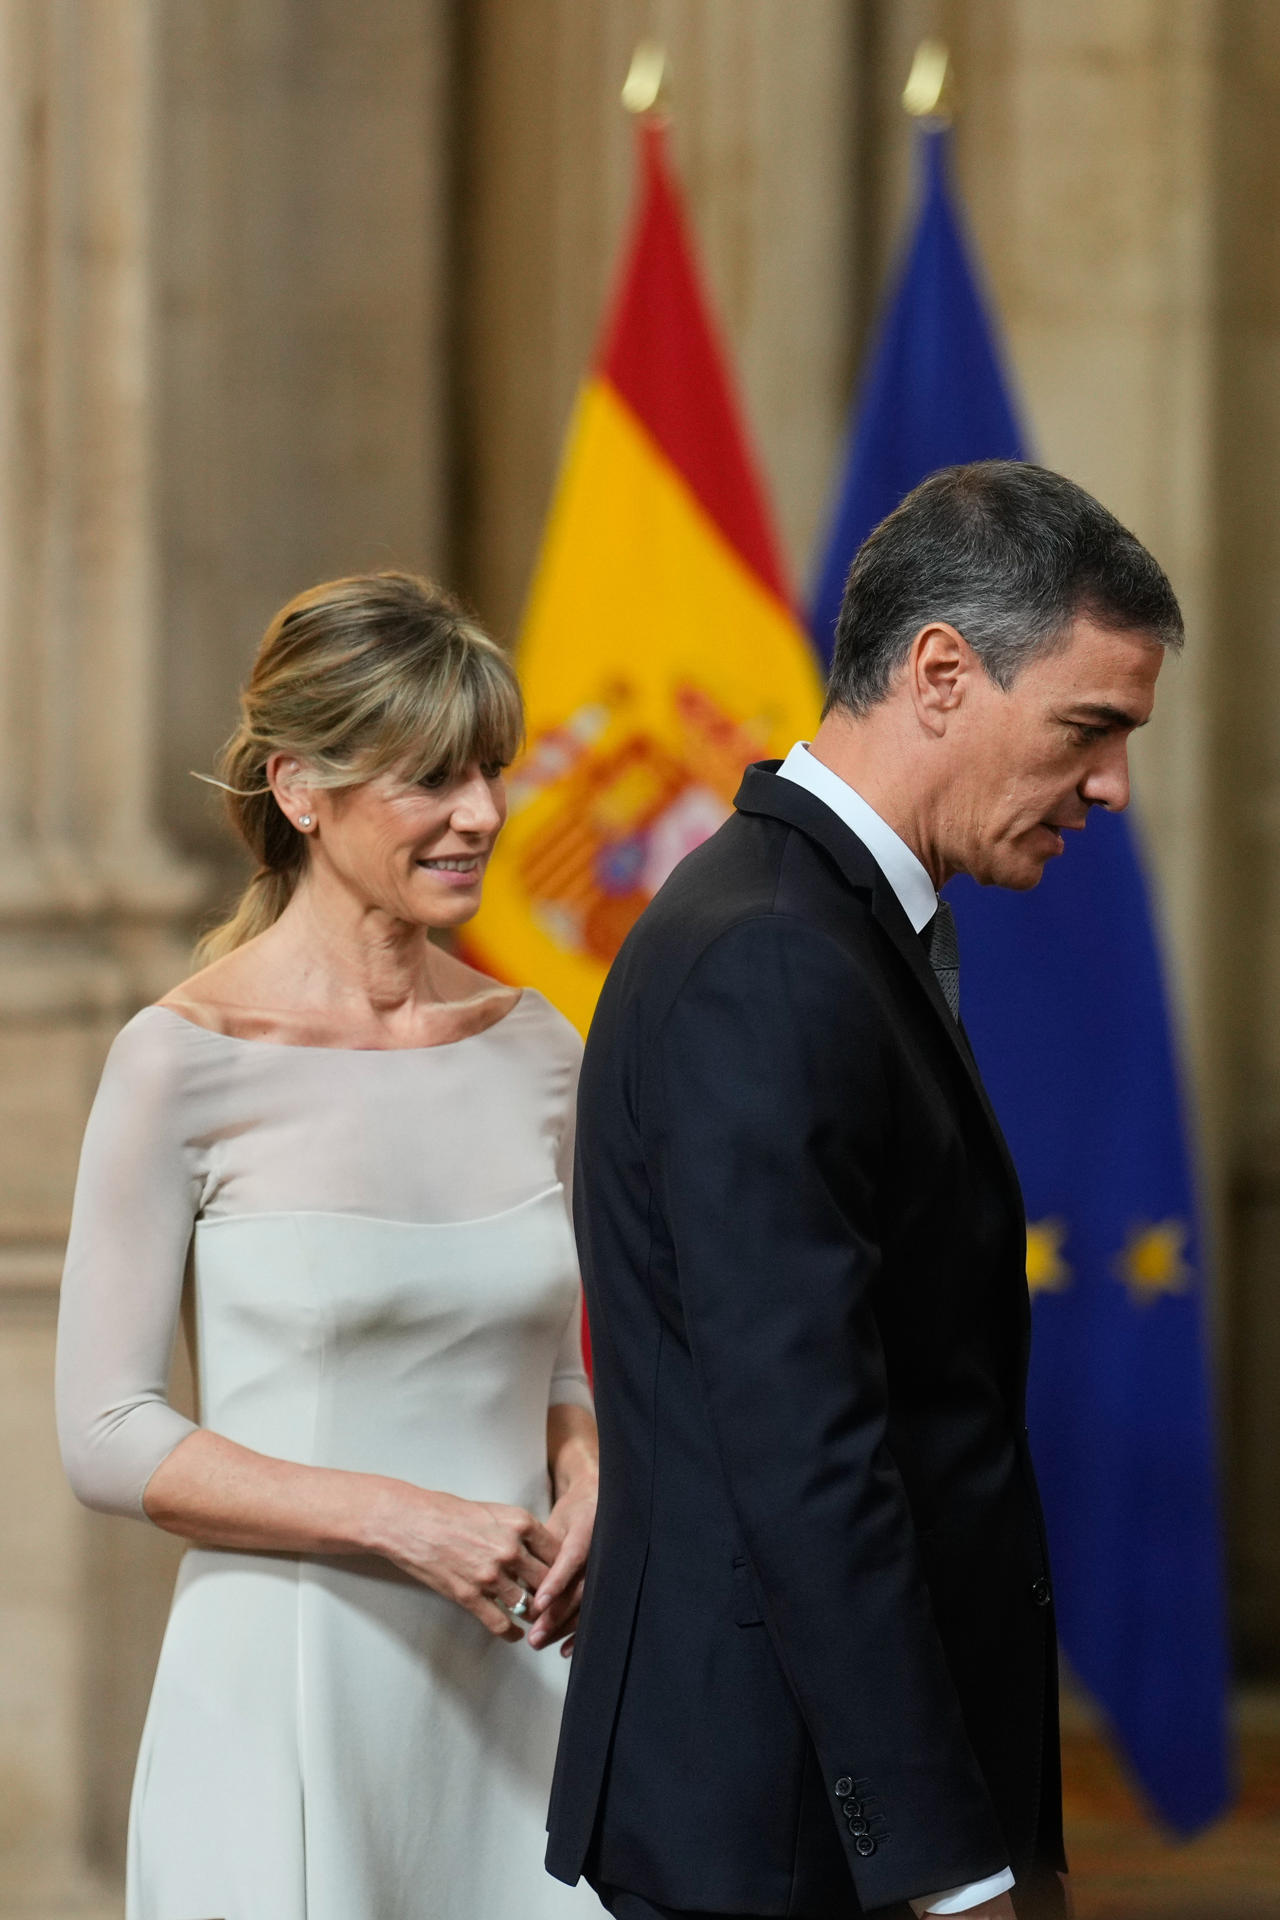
[
  {"x1": 0, "y1": 0, "x2": 50, "y2": 915},
  {"x1": 62, "y1": 0, "x2": 197, "y2": 913},
  {"x1": 24, "y1": 0, "x2": 201, "y2": 918}
]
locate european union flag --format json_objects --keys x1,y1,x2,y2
[{"x1": 811, "y1": 124, "x2": 1232, "y2": 1835}]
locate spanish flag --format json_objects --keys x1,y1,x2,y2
[{"x1": 467, "y1": 121, "x2": 822, "y2": 1033}]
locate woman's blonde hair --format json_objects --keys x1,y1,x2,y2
[{"x1": 195, "y1": 571, "x2": 523, "y2": 965}]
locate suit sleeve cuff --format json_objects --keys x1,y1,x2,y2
[{"x1": 909, "y1": 1866, "x2": 1015, "y2": 1914}]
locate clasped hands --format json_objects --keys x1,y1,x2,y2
[{"x1": 376, "y1": 1471, "x2": 597, "y2": 1653}]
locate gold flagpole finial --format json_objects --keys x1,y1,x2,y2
[
  {"x1": 902, "y1": 38, "x2": 953, "y2": 123},
  {"x1": 622, "y1": 39, "x2": 669, "y2": 116}
]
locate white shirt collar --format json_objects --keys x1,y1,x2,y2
[{"x1": 775, "y1": 742, "x2": 938, "y2": 935}]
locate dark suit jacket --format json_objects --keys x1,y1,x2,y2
[{"x1": 547, "y1": 763, "x2": 1066, "y2": 1917}]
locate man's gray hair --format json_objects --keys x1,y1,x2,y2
[{"x1": 825, "y1": 461, "x2": 1184, "y2": 719}]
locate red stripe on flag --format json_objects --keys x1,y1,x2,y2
[{"x1": 599, "y1": 120, "x2": 791, "y2": 607}]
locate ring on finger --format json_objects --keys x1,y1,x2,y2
[{"x1": 506, "y1": 1587, "x2": 532, "y2": 1621}]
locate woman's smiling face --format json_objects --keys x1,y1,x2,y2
[{"x1": 271, "y1": 756, "x2": 509, "y2": 930}]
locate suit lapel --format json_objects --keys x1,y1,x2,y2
[
  {"x1": 734, "y1": 763, "x2": 1025, "y2": 1214},
  {"x1": 865, "y1": 866, "x2": 1024, "y2": 1209}
]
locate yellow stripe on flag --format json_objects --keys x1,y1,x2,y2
[{"x1": 467, "y1": 379, "x2": 822, "y2": 1033}]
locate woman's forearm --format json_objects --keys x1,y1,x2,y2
[
  {"x1": 144, "y1": 1427, "x2": 563, "y2": 1639},
  {"x1": 142, "y1": 1426, "x2": 398, "y2": 1557}
]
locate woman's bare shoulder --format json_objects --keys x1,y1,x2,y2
[
  {"x1": 155, "y1": 947, "x2": 268, "y2": 1039},
  {"x1": 429, "y1": 943, "x2": 520, "y2": 1009}
]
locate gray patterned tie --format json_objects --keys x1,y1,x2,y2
[{"x1": 922, "y1": 898, "x2": 961, "y2": 1021}]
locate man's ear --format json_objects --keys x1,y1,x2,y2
[{"x1": 909, "y1": 622, "x2": 971, "y2": 735}]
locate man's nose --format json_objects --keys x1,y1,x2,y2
[{"x1": 1080, "y1": 745, "x2": 1131, "y2": 814}]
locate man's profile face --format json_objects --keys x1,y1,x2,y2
[{"x1": 952, "y1": 614, "x2": 1166, "y2": 890}]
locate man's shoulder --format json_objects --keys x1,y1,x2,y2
[
  {"x1": 647, "y1": 807, "x2": 784, "y2": 929},
  {"x1": 666, "y1": 806, "x2": 872, "y2": 938},
  {"x1": 601, "y1": 809, "x2": 877, "y2": 1030}
]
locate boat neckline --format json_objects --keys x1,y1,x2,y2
[{"x1": 145, "y1": 988, "x2": 532, "y2": 1055}]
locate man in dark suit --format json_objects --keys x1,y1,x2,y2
[{"x1": 543, "y1": 463, "x2": 1184, "y2": 1919}]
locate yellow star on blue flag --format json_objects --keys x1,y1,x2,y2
[
  {"x1": 1115, "y1": 1220, "x2": 1193, "y2": 1306},
  {"x1": 1026, "y1": 1219, "x2": 1070, "y2": 1297}
]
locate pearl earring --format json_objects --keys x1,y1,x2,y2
[{"x1": 298, "y1": 814, "x2": 313, "y2": 829}]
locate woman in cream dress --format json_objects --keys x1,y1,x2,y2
[{"x1": 55, "y1": 573, "x2": 601, "y2": 1920}]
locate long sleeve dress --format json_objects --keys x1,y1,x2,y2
[{"x1": 55, "y1": 992, "x2": 601, "y2": 1920}]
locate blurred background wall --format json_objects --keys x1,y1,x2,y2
[{"x1": 0, "y1": 0, "x2": 1277, "y2": 1912}]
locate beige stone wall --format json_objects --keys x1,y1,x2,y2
[{"x1": 3, "y1": 0, "x2": 1280, "y2": 1909}]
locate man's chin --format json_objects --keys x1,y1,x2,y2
[{"x1": 971, "y1": 850, "x2": 1054, "y2": 891}]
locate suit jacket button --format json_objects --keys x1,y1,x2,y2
[
  {"x1": 841, "y1": 1800, "x2": 863, "y2": 1819},
  {"x1": 846, "y1": 1817, "x2": 870, "y2": 1837},
  {"x1": 834, "y1": 1776, "x2": 854, "y2": 1798},
  {"x1": 1031, "y1": 1577, "x2": 1051, "y2": 1607},
  {"x1": 854, "y1": 1835, "x2": 877, "y2": 1857}
]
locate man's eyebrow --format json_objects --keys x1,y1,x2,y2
[{"x1": 1059, "y1": 703, "x2": 1149, "y2": 731}]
